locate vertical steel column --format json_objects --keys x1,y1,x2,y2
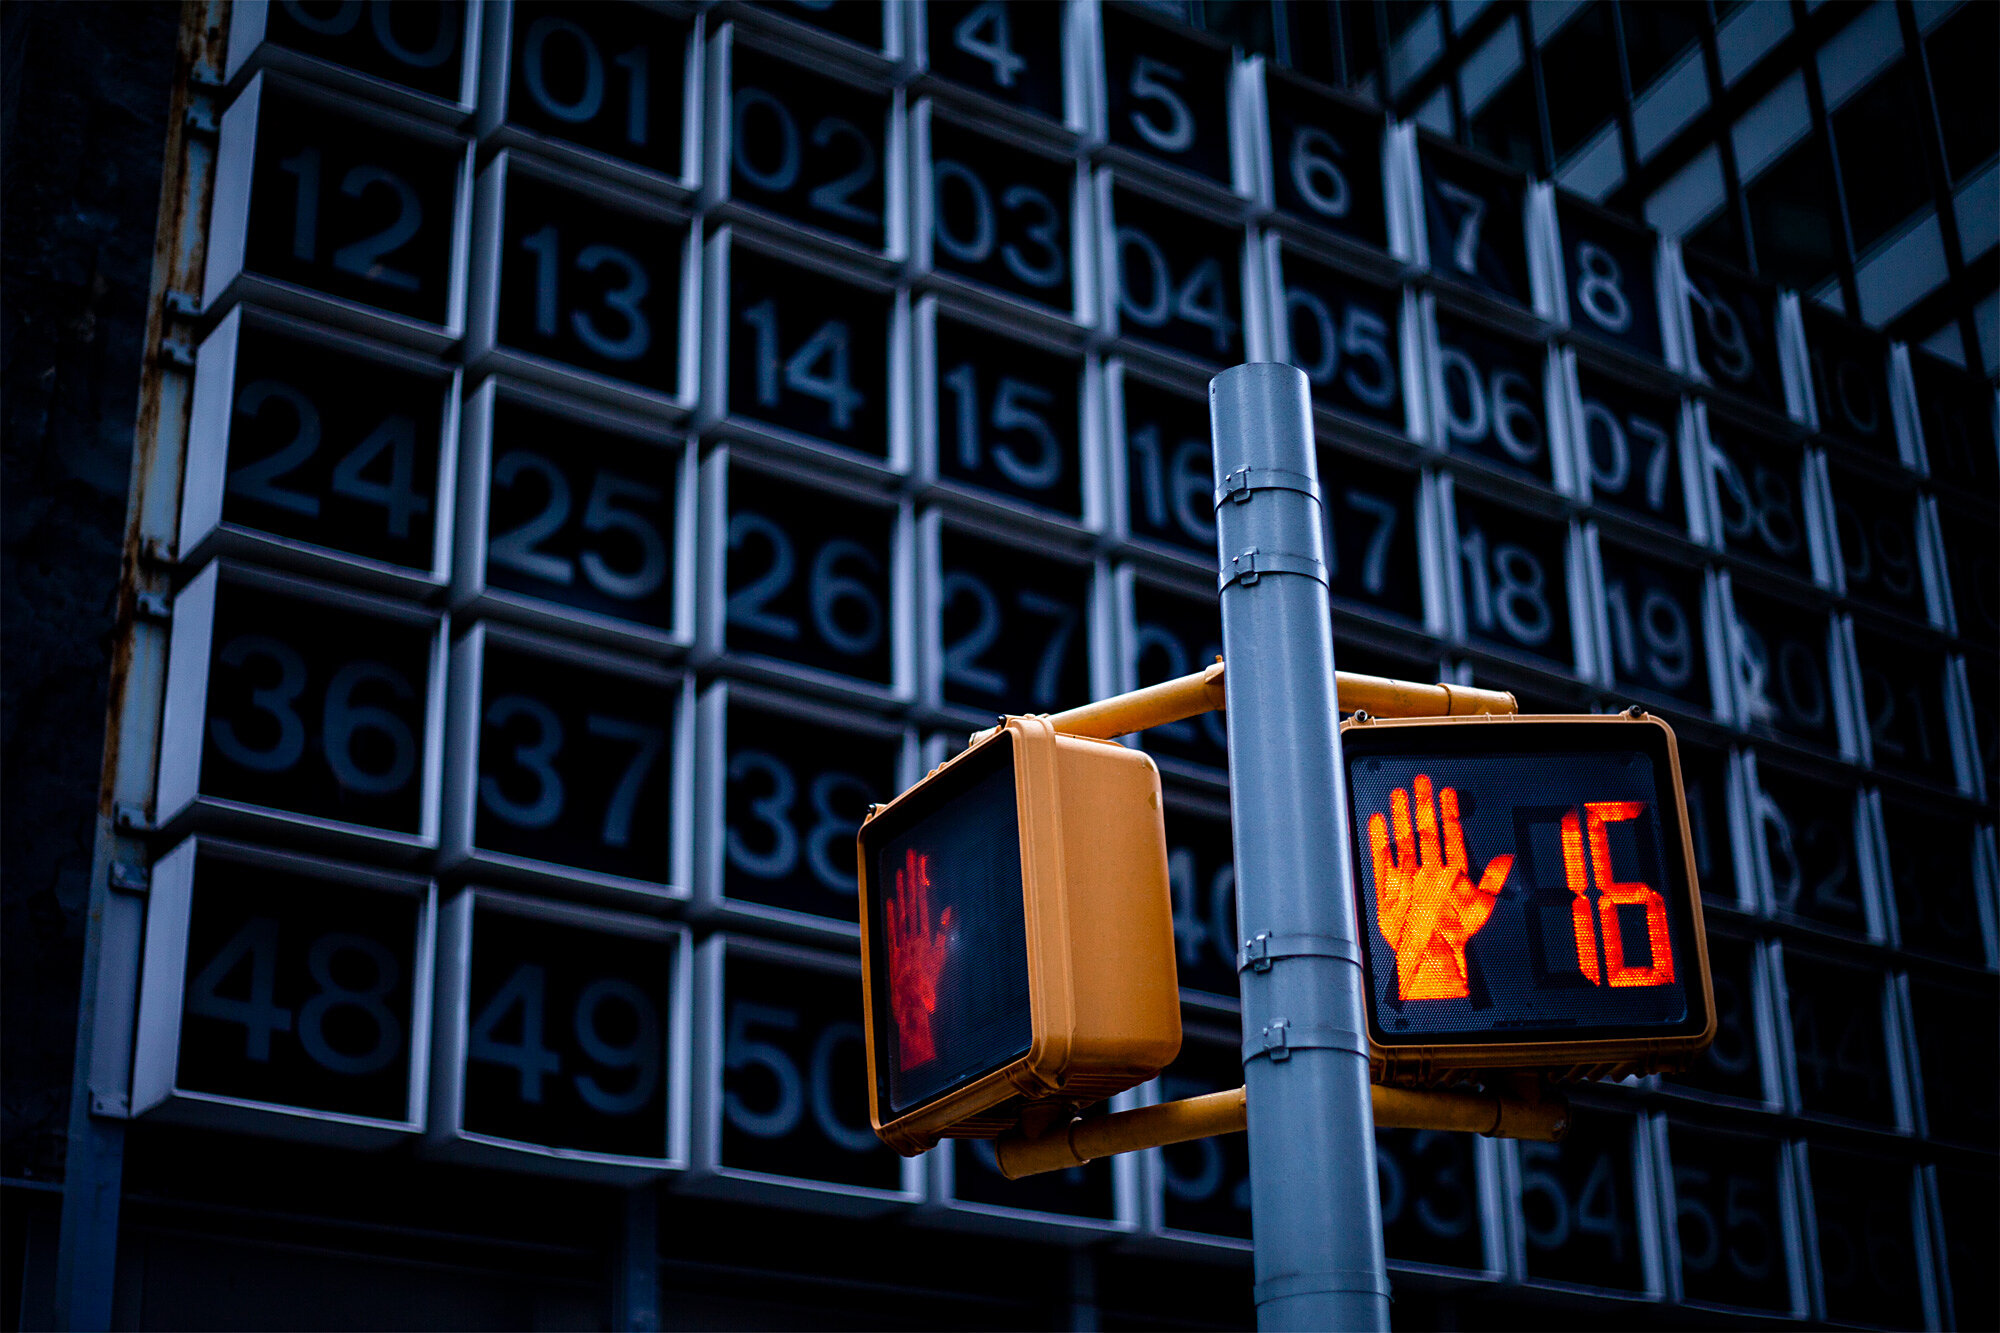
[{"x1": 1209, "y1": 364, "x2": 1389, "y2": 1331}]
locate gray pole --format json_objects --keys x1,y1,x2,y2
[{"x1": 1209, "y1": 364, "x2": 1389, "y2": 1331}]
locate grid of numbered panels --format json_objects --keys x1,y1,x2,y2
[{"x1": 143, "y1": 2, "x2": 1995, "y2": 1323}]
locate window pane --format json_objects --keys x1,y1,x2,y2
[
  {"x1": 1744, "y1": 139, "x2": 1841, "y2": 293},
  {"x1": 1623, "y1": 0, "x2": 1705, "y2": 91},
  {"x1": 1467, "y1": 73, "x2": 1541, "y2": 173},
  {"x1": 1832, "y1": 65, "x2": 1936, "y2": 255},
  {"x1": 1544, "y1": 3, "x2": 1624, "y2": 162},
  {"x1": 1927, "y1": 0, "x2": 2000, "y2": 183}
]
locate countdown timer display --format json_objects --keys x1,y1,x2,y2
[{"x1": 1341, "y1": 713, "x2": 1713, "y2": 1076}]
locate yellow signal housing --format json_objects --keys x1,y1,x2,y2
[{"x1": 856, "y1": 715, "x2": 1182, "y2": 1156}]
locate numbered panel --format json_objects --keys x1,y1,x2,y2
[
  {"x1": 916, "y1": 109, "x2": 1090, "y2": 324},
  {"x1": 920, "y1": 0, "x2": 1071, "y2": 127},
  {"x1": 1415, "y1": 134, "x2": 1531, "y2": 311},
  {"x1": 182, "y1": 307, "x2": 459, "y2": 592},
  {"x1": 707, "y1": 30, "x2": 903, "y2": 258},
  {"x1": 1728, "y1": 586, "x2": 1848, "y2": 754},
  {"x1": 1937, "y1": 496, "x2": 1999, "y2": 652},
  {"x1": 453, "y1": 379, "x2": 693, "y2": 653},
  {"x1": 1679, "y1": 253, "x2": 1787, "y2": 417},
  {"x1": 159, "y1": 562, "x2": 443, "y2": 854},
  {"x1": 1803, "y1": 1146, "x2": 1928, "y2": 1328},
  {"x1": 925, "y1": 516, "x2": 1101, "y2": 718},
  {"x1": 1261, "y1": 69, "x2": 1390, "y2": 256},
  {"x1": 1377, "y1": 1126, "x2": 1493, "y2": 1275},
  {"x1": 927, "y1": 1109, "x2": 1133, "y2": 1240},
  {"x1": 1679, "y1": 740, "x2": 1747, "y2": 910},
  {"x1": 1661, "y1": 932, "x2": 1774, "y2": 1106},
  {"x1": 695, "y1": 682, "x2": 912, "y2": 935},
  {"x1": 1446, "y1": 489, "x2": 1580, "y2": 672},
  {"x1": 689, "y1": 936, "x2": 920, "y2": 1210},
  {"x1": 1098, "y1": 2, "x2": 1238, "y2": 193},
  {"x1": 1753, "y1": 762, "x2": 1873, "y2": 936},
  {"x1": 1704, "y1": 414, "x2": 1819, "y2": 582},
  {"x1": 918, "y1": 307, "x2": 1094, "y2": 526},
  {"x1": 467, "y1": 152, "x2": 696, "y2": 413},
  {"x1": 1161, "y1": 788, "x2": 1236, "y2": 1004},
  {"x1": 133, "y1": 837, "x2": 433, "y2": 1144},
  {"x1": 1911, "y1": 351, "x2": 1998, "y2": 506},
  {"x1": 1319, "y1": 447, "x2": 1426, "y2": 627},
  {"x1": 1118, "y1": 572, "x2": 1226, "y2": 778},
  {"x1": 1429, "y1": 312, "x2": 1557, "y2": 486},
  {"x1": 1851, "y1": 629, "x2": 1961, "y2": 788},
  {"x1": 1512, "y1": 1110, "x2": 1652, "y2": 1293},
  {"x1": 1099, "y1": 178, "x2": 1248, "y2": 369},
  {"x1": 205, "y1": 75, "x2": 471, "y2": 348},
  {"x1": 1663, "y1": 1123, "x2": 1796, "y2": 1313},
  {"x1": 429, "y1": 890, "x2": 691, "y2": 1179},
  {"x1": 1825, "y1": 463, "x2": 1936, "y2": 625},
  {"x1": 1879, "y1": 799, "x2": 1993, "y2": 967},
  {"x1": 1801, "y1": 307, "x2": 1897, "y2": 462},
  {"x1": 703, "y1": 230, "x2": 908, "y2": 471},
  {"x1": 1570, "y1": 368, "x2": 1694, "y2": 535},
  {"x1": 442, "y1": 622, "x2": 692, "y2": 898},
  {"x1": 477, "y1": 1, "x2": 701, "y2": 193},
  {"x1": 1596, "y1": 542, "x2": 1723, "y2": 715},
  {"x1": 1109, "y1": 367, "x2": 1216, "y2": 566},
  {"x1": 700, "y1": 451, "x2": 911, "y2": 701},
  {"x1": 742, "y1": 0, "x2": 901, "y2": 63},
  {"x1": 1782, "y1": 951, "x2": 1901, "y2": 1127},
  {"x1": 227, "y1": 0, "x2": 481, "y2": 121},
  {"x1": 1553, "y1": 195, "x2": 1667, "y2": 366},
  {"x1": 1907, "y1": 975, "x2": 2000, "y2": 1150},
  {"x1": 1270, "y1": 245, "x2": 1411, "y2": 437}
]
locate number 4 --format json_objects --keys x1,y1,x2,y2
[{"x1": 952, "y1": 2, "x2": 1024, "y2": 88}]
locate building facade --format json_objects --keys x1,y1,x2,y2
[{"x1": 3, "y1": 1, "x2": 1995, "y2": 1328}]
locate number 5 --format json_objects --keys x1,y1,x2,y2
[{"x1": 1128, "y1": 56, "x2": 1193, "y2": 154}]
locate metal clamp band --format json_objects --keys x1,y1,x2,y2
[
  {"x1": 1254, "y1": 1272, "x2": 1394, "y2": 1304},
  {"x1": 1218, "y1": 546, "x2": 1327, "y2": 591},
  {"x1": 1214, "y1": 465, "x2": 1322, "y2": 508},
  {"x1": 1237, "y1": 931, "x2": 1365, "y2": 973},
  {"x1": 1242, "y1": 1018, "x2": 1369, "y2": 1063}
]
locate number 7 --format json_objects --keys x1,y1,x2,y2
[
  {"x1": 1016, "y1": 590, "x2": 1077, "y2": 709},
  {"x1": 587, "y1": 715, "x2": 665, "y2": 849},
  {"x1": 1433, "y1": 181, "x2": 1486, "y2": 274}
]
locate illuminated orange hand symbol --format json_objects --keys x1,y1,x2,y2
[
  {"x1": 884, "y1": 849, "x2": 954, "y2": 1067},
  {"x1": 1369, "y1": 774, "x2": 1514, "y2": 1001}
]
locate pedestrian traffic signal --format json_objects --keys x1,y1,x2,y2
[
  {"x1": 1341, "y1": 711, "x2": 1715, "y2": 1083},
  {"x1": 857, "y1": 716, "x2": 1181, "y2": 1155}
]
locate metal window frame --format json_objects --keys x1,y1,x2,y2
[
  {"x1": 180, "y1": 303, "x2": 463, "y2": 598},
  {"x1": 437, "y1": 618, "x2": 697, "y2": 903},
  {"x1": 425, "y1": 885, "x2": 694, "y2": 1181},
  {"x1": 684, "y1": 932, "x2": 926, "y2": 1212},
  {"x1": 130, "y1": 834, "x2": 438, "y2": 1146},
  {"x1": 695, "y1": 443, "x2": 919, "y2": 707},
  {"x1": 201, "y1": 72, "x2": 475, "y2": 351},
  {"x1": 156, "y1": 559, "x2": 449, "y2": 859},
  {"x1": 691, "y1": 678, "x2": 919, "y2": 940},
  {"x1": 474, "y1": 0, "x2": 707, "y2": 199},
  {"x1": 450, "y1": 375, "x2": 699, "y2": 657},
  {"x1": 462, "y1": 148, "x2": 704, "y2": 418}
]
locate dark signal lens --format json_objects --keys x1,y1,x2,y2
[{"x1": 867, "y1": 734, "x2": 1032, "y2": 1117}]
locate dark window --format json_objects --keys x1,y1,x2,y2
[
  {"x1": 1544, "y1": 4, "x2": 1624, "y2": 162},
  {"x1": 1621, "y1": 0, "x2": 1704, "y2": 91},
  {"x1": 1384, "y1": 1, "x2": 1433, "y2": 43},
  {"x1": 1743, "y1": 140, "x2": 1840, "y2": 294},
  {"x1": 1286, "y1": 0, "x2": 1339, "y2": 82},
  {"x1": 1195, "y1": 0, "x2": 1276, "y2": 59},
  {"x1": 1832, "y1": 66, "x2": 1935, "y2": 255},
  {"x1": 1467, "y1": 70, "x2": 1541, "y2": 175},
  {"x1": 1343, "y1": 0, "x2": 1383, "y2": 92},
  {"x1": 1688, "y1": 191, "x2": 1748, "y2": 272},
  {"x1": 1926, "y1": 0, "x2": 2000, "y2": 183}
]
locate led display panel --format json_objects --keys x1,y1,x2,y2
[{"x1": 1340, "y1": 713, "x2": 1713, "y2": 1079}]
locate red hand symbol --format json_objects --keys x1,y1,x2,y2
[
  {"x1": 1369, "y1": 774, "x2": 1513, "y2": 1001},
  {"x1": 884, "y1": 849, "x2": 954, "y2": 1067}
]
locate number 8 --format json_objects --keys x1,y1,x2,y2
[{"x1": 1574, "y1": 243, "x2": 1631, "y2": 334}]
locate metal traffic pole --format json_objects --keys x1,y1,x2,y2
[{"x1": 1209, "y1": 364, "x2": 1389, "y2": 1331}]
